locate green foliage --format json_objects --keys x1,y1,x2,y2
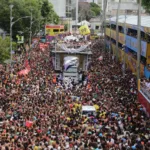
[
  {"x1": 0, "y1": 0, "x2": 59, "y2": 62},
  {"x1": 90, "y1": 2, "x2": 101, "y2": 16},
  {"x1": 142, "y1": 0, "x2": 150, "y2": 13},
  {"x1": 0, "y1": 0, "x2": 59, "y2": 39},
  {"x1": 78, "y1": 2, "x2": 101, "y2": 21},
  {"x1": 0, "y1": 37, "x2": 16, "y2": 63},
  {"x1": 64, "y1": 24, "x2": 68, "y2": 31}
]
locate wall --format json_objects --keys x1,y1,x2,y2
[{"x1": 49, "y1": 0, "x2": 66, "y2": 17}]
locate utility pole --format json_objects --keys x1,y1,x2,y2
[
  {"x1": 109, "y1": 11, "x2": 112, "y2": 60},
  {"x1": 103, "y1": 0, "x2": 107, "y2": 52},
  {"x1": 67, "y1": 1, "x2": 70, "y2": 33},
  {"x1": 115, "y1": 0, "x2": 121, "y2": 61},
  {"x1": 76, "y1": 0, "x2": 78, "y2": 32},
  {"x1": 102, "y1": 0, "x2": 104, "y2": 12},
  {"x1": 29, "y1": 9, "x2": 33, "y2": 50},
  {"x1": 123, "y1": 10, "x2": 127, "y2": 76},
  {"x1": 137, "y1": 0, "x2": 141, "y2": 82},
  {"x1": 10, "y1": 4, "x2": 14, "y2": 73}
]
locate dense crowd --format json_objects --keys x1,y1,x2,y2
[{"x1": 0, "y1": 39, "x2": 150, "y2": 150}]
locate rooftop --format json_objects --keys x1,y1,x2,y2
[{"x1": 107, "y1": 15, "x2": 150, "y2": 33}]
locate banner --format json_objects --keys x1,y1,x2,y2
[
  {"x1": 64, "y1": 56, "x2": 79, "y2": 71},
  {"x1": 57, "y1": 43, "x2": 90, "y2": 53},
  {"x1": 79, "y1": 25, "x2": 90, "y2": 35},
  {"x1": 16, "y1": 35, "x2": 24, "y2": 44},
  {"x1": 18, "y1": 59, "x2": 31, "y2": 76},
  {"x1": 18, "y1": 68, "x2": 30, "y2": 76},
  {"x1": 25, "y1": 121, "x2": 33, "y2": 128},
  {"x1": 39, "y1": 43, "x2": 49, "y2": 51}
]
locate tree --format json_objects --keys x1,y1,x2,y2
[
  {"x1": 41, "y1": 0, "x2": 59, "y2": 24},
  {"x1": 0, "y1": 0, "x2": 59, "y2": 61},
  {"x1": 142, "y1": 0, "x2": 150, "y2": 13},
  {"x1": 0, "y1": 0, "x2": 40, "y2": 39},
  {"x1": 90, "y1": 2, "x2": 101, "y2": 16},
  {"x1": 0, "y1": 37, "x2": 16, "y2": 63},
  {"x1": 0, "y1": 0, "x2": 59, "y2": 40},
  {"x1": 78, "y1": 2, "x2": 95, "y2": 21},
  {"x1": 77, "y1": 2, "x2": 101, "y2": 22},
  {"x1": 64, "y1": 24, "x2": 68, "y2": 31}
]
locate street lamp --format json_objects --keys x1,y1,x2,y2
[
  {"x1": 10, "y1": 4, "x2": 13, "y2": 73},
  {"x1": 9, "y1": 4, "x2": 30, "y2": 72},
  {"x1": 76, "y1": 0, "x2": 79, "y2": 33},
  {"x1": 29, "y1": 9, "x2": 33, "y2": 50},
  {"x1": 137, "y1": 0, "x2": 142, "y2": 83},
  {"x1": 31, "y1": 17, "x2": 44, "y2": 39}
]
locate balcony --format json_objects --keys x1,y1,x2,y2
[
  {"x1": 110, "y1": 2, "x2": 138, "y2": 11},
  {"x1": 105, "y1": 28, "x2": 148, "y2": 58},
  {"x1": 106, "y1": 28, "x2": 125, "y2": 44}
]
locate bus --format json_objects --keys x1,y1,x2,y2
[
  {"x1": 105, "y1": 15, "x2": 150, "y2": 115},
  {"x1": 45, "y1": 25, "x2": 64, "y2": 41}
]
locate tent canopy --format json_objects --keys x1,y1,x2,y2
[{"x1": 77, "y1": 20, "x2": 90, "y2": 26}]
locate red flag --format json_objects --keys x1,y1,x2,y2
[{"x1": 25, "y1": 121, "x2": 33, "y2": 128}]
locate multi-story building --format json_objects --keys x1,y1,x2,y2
[
  {"x1": 49, "y1": 0, "x2": 76, "y2": 18},
  {"x1": 49, "y1": 0, "x2": 67, "y2": 17},
  {"x1": 49, "y1": 0, "x2": 76, "y2": 32},
  {"x1": 101, "y1": 0, "x2": 145, "y2": 16},
  {"x1": 79, "y1": 0, "x2": 98, "y2": 4},
  {"x1": 97, "y1": 0, "x2": 143, "y2": 16}
]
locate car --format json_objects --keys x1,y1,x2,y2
[{"x1": 82, "y1": 105, "x2": 96, "y2": 117}]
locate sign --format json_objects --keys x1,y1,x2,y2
[
  {"x1": 16, "y1": 35, "x2": 24, "y2": 43},
  {"x1": 45, "y1": 25, "x2": 64, "y2": 29},
  {"x1": 79, "y1": 25, "x2": 90, "y2": 35},
  {"x1": 45, "y1": 25, "x2": 64, "y2": 36},
  {"x1": 125, "y1": 35, "x2": 147, "y2": 57}
]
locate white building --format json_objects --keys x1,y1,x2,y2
[
  {"x1": 79, "y1": 0, "x2": 98, "y2": 4},
  {"x1": 101, "y1": 0, "x2": 144, "y2": 16},
  {"x1": 49, "y1": 0, "x2": 66, "y2": 17}
]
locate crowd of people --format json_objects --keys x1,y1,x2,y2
[{"x1": 0, "y1": 38, "x2": 150, "y2": 150}]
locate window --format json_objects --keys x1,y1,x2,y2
[
  {"x1": 53, "y1": 29, "x2": 59, "y2": 32},
  {"x1": 60, "y1": 29, "x2": 64, "y2": 32},
  {"x1": 95, "y1": 26, "x2": 99, "y2": 30}
]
